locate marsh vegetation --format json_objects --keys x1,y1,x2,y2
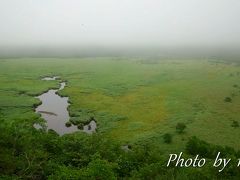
[{"x1": 0, "y1": 58, "x2": 240, "y2": 179}]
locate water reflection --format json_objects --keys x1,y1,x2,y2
[{"x1": 35, "y1": 80, "x2": 78, "y2": 135}]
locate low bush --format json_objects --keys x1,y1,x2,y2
[
  {"x1": 176, "y1": 123, "x2": 186, "y2": 134},
  {"x1": 163, "y1": 133, "x2": 172, "y2": 144},
  {"x1": 224, "y1": 97, "x2": 232, "y2": 102}
]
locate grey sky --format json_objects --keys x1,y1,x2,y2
[{"x1": 0, "y1": 0, "x2": 240, "y2": 48}]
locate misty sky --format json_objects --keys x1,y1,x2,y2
[{"x1": 0, "y1": 0, "x2": 240, "y2": 49}]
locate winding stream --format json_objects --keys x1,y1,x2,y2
[{"x1": 34, "y1": 76, "x2": 97, "y2": 135}]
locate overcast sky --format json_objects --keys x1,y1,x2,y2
[{"x1": 0, "y1": 0, "x2": 240, "y2": 49}]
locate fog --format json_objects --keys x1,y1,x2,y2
[{"x1": 0, "y1": 0, "x2": 240, "y2": 57}]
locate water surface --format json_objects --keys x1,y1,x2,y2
[
  {"x1": 35, "y1": 80, "x2": 78, "y2": 135},
  {"x1": 35, "y1": 77, "x2": 97, "y2": 135},
  {"x1": 83, "y1": 120, "x2": 97, "y2": 134}
]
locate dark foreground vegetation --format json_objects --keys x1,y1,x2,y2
[{"x1": 1, "y1": 119, "x2": 240, "y2": 179}]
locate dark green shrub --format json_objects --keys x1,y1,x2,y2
[
  {"x1": 77, "y1": 123, "x2": 84, "y2": 129},
  {"x1": 176, "y1": 123, "x2": 186, "y2": 134},
  {"x1": 90, "y1": 116, "x2": 95, "y2": 121},
  {"x1": 232, "y1": 120, "x2": 239, "y2": 128},
  {"x1": 186, "y1": 136, "x2": 213, "y2": 158},
  {"x1": 186, "y1": 136, "x2": 237, "y2": 159},
  {"x1": 65, "y1": 121, "x2": 72, "y2": 127},
  {"x1": 224, "y1": 97, "x2": 232, "y2": 102},
  {"x1": 163, "y1": 133, "x2": 172, "y2": 144}
]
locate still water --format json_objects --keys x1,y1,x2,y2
[
  {"x1": 35, "y1": 77, "x2": 97, "y2": 135},
  {"x1": 35, "y1": 81, "x2": 78, "y2": 135}
]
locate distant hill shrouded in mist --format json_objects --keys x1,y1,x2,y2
[{"x1": 0, "y1": 45, "x2": 240, "y2": 59}]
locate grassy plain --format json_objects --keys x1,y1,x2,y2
[{"x1": 0, "y1": 57, "x2": 240, "y2": 152}]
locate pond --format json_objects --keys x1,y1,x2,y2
[{"x1": 35, "y1": 76, "x2": 97, "y2": 135}]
